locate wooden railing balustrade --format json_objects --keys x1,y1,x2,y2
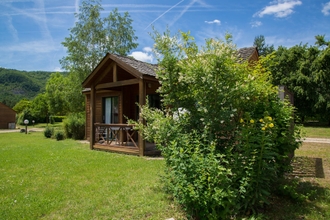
[{"x1": 94, "y1": 123, "x2": 138, "y2": 148}]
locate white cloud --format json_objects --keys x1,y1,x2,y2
[
  {"x1": 254, "y1": 0, "x2": 302, "y2": 18},
  {"x1": 322, "y1": 2, "x2": 330, "y2": 16},
  {"x1": 129, "y1": 47, "x2": 154, "y2": 63},
  {"x1": 251, "y1": 21, "x2": 262, "y2": 28},
  {"x1": 143, "y1": 47, "x2": 153, "y2": 53},
  {"x1": 205, "y1": 19, "x2": 221, "y2": 25},
  {"x1": 53, "y1": 66, "x2": 63, "y2": 72}
]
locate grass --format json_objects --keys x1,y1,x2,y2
[
  {"x1": 302, "y1": 126, "x2": 330, "y2": 138},
  {"x1": 0, "y1": 132, "x2": 185, "y2": 219},
  {"x1": 257, "y1": 124, "x2": 330, "y2": 219},
  {"x1": 260, "y1": 141, "x2": 330, "y2": 219},
  {"x1": 1, "y1": 124, "x2": 330, "y2": 219},
  {"x1": 301, "y1": 121, "x2": 330, "y2": 138},
  {"x1": 25, "y1": 122, "x2": 63, "y2": 129}
]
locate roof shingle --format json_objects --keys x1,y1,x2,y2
[
  {"x1": 237, "y1": 47, "x2": 258, "y2": 61},
  {"x1": 111, "y1": 54, "x2": 158, "y2": 77}
]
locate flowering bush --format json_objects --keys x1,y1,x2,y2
[{"x1": 138, "y1": 31, "x2": 302, "y2": 219}]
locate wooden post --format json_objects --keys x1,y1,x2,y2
[
  {"x1": 90, "y1": 85, "x2": 96, "y2": 150},
  {"x1": 138, "y1": 80, "x2": 146, "y2": 156},
  {"x1": 113, "y1": 63, "x2": 117, "y2": 82}
]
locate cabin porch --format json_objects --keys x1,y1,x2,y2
[{"x1": 92, "y1": 123, "x2": 161, "y2": 156}]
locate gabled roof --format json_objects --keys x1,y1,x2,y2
[
  {"x1": 82, "y1": 53, "x2": 157, "y2": 88},
  {"x1": 237, "y1": 47, "x2": 258, "y2": 62},
  {"x1": 83, "y1": 47, "x2": 258, "y2": 88}
]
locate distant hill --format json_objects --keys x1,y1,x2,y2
[{"x1": 0, "y1": 68, "x2": 66, "y2": 108}]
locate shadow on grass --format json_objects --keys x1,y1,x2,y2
[
  {"x1": 291, "y1": 156, "x2": 325, "y2": 178},
  {"x1": 261, "y1": 180, "x2": 330, "y2": 220},
  {"x1": 258, "y1": 156, "x2": 330, "y2": 219}
]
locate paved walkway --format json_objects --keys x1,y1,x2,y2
[
  {"x1": 0, "y1": 128, "x2": 44, "y2": 133},
  {"x1": 303, "y1": 137, "x2": 330, "y2": 144},
  {"x1": 1, "y1": 129, "x2": 330, "y2": 144}
]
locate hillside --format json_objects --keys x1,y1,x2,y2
[{"x1": 0, "y1": 68, "x2": 64, "y2": 108}]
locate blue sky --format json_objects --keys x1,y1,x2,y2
[{"x1": 0, "y1": 0, "x2": 329, "y2": 71}]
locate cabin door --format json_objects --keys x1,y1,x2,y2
[{"x1": 103, "y1": 96, "x2": 119, "y2": 124}]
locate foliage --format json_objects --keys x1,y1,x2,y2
[
  {"x1": 61, "y1": 74, "x2": 86, "y2": 113},
  {"x1": 54, "y1": 130, "x2": 65, "y2": 141},
  {"x1": 45, "y1": 72, "x2": 68, "y2": 115},
  {"x1": 29, "y1": 93, "x2": 49, "y2": 123},
  {"x1": 137, "y1": 30, "x2": 302, "y2": 218},
  {"x1": 267, "y1": 35, "x2": 330, "y2": 123},
  {"x1": 13, "y1": 99, "x2": 31, "y2": 114},
  {"x1": 0, "y1": 67, "x2": 56, "y2": 108},
  {"x1": 17, "y1": 109, "x2": 34, "y2": 126},
  {"x1": 59, "y1": 0, "x2": 138, "y2": 113},
  {"x1": 253, "y1": 35, "x2": 275, "y2": 56},
  {"x1": 63, "y1": 112, "x2": 85, "y2": 140},
  {"x1": 44, "y1": 127, "x2": 54, "y2": 138},
  {"x1": 50, "y1": 116, "x2": 66, "y2": 122},
  {"x1": 275, "y1": 177, "x2": 316, "y2": 203}
]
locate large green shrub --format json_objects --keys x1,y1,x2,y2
[
  {"x1": 44, "y1": 127, "x2": 54, "y2": 138},
  {"x1": 63, "y1": 112, "x2": 85, "y2": 140},
  {"x1": 138, "y1": 31, "x2": 302, "y2": 219},
  {"x1": 54, "y1": 130, "x2": 65, "y2": 141}
]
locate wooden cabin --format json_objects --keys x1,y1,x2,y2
[
  {"x1": 82, "y1": 47, "x2": 259, "y2": 156},
  {"x1": 0, "y1": 102, "x2": 16, "y2": 129},
  {"x1": 82, "y1": 53, "x2": 161, "y2": 156}
]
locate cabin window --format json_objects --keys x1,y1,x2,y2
[{"x1": 102, "y1": 96, "x2": 119, "y2": 124}]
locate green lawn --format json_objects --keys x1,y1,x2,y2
[
  {"x1": 2, "y1": 127, "x2": 330, "y2": 219},
  {"x1": 263, "y1": 124, "x2": 330, "y2": 219},
  {"x1": 261, "y1": 141, "x2": 330, "y2": 220},
  {"x1": 302, "y1": 126, "x2": 330, "y2": 138},
  {"x1": 0, "y1": 132, "x2": 185, "y2": 219},
  {"x1": 300, "y1": 121, "x2": 330, "y2": 138}
]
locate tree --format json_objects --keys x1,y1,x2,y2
[
  {"x1": 136, "y1": 30, "x2": 301, "y2": 218},
  {"x1": 253, "y1": 35, "x2": 275, "y2": 56},
  {"x1": 60, "y1": 0, "x2": 138, "y2": 82},
  {"x1": 30, "y1": 93, "x2": 49, "y2": 123},
  {"x1": 312, "y1": 36, "x2": 330, "y2": 122},
  {"x1": 268, "y1": 35, "x2": 330, "y2": 123},
  {"x1": 45, "y1": 72, "x2": 68, "y2": 115},
  {"x1": 59, "y1": 0, "x2": 138, "y2": 112},
  {"x1": 12, "y1": 99, "x2": 31, "y2": 114}
]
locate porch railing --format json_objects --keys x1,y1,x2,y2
[{"x1": 94, "y1": 123, "x2": 138, "y2": 148}]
